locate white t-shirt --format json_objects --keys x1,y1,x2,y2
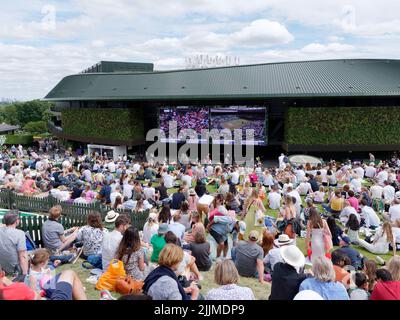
[
  {"x1": 268, "y1": 192, "x2": 281, "y2": 210},
  {"x1": 361, "y1": 206, "x2": 380, "y2": 227},
  {"x1": 295, "y1": 170, "x2": 306, "y2": 183},
  {"x1": 142, "y1": 222, "x2": 159, "y2": 244},
  {"x1": 168, "y1": 222, "x2": 186, "y2": 240},
  {"x1": 164, "y1": 174, "x2": 174, "y2": 189},
  {"x1": 297, "y1": 182, "x2": 312, "y2": 196},
  {"x1": 354, "y1": 167, "x2": 365, "y2": 179},
  {"x1": 351, "y1": 178, "x2": 362, "y2": 193},
  {"x1": 102, "y1": 230, "x2": 123, "y2": 271},
  {"x1": 110, "y1": 191, "x2": 123, "y2": 207},
  {"x1": 144, "y1": 187, "x2": 156, "y2": 200},
  {"x1": 83, "y1": 169, "x2": 92, "y2": 182},
  {"x1": 107, "y1": 162, "x2": 116, "y2": 173},
  {"x1": 0, "y1": 169, "x2": 6, "y2": 180},
  {"x1": 132, "y1": 163, "x2": 141, "y2": 173},
  {"x1": 377, "y1": 170, "x2": 388, "y2": 186},
  {"x1": 231, "y1": 171, "x2": 240, "y2": 184},
  {"x1": 383, "y1": 185, "x2": 395, "y2": 204},
  {"x1": 122, "y1": 184, "x2": 134, "y2": 199},
  {"x1": 389, "y1": 204, "x2": 400, "y2": 222},
  {"x1": 370, "y1": 185, "x2": 383, "y2": 199},
  {"x1": 181, "y1": 174, "x2": 192, "y2": 187},
  {"x1": 365, "y1": 166, "x2": 376, "y2": 178},
  {"x1": 314, "y1": 191, "x2": 325, "y2": 203},
  {"x1": 320, "y1": 169, "x2": 328, "y2": 183}
]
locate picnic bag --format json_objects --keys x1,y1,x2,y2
[
  {"x1": 96, "y1": 259, "x2": 126, "y2": 291},
  {"x1": 116, "y1": 276, "x2": 144, "y2": 295}
]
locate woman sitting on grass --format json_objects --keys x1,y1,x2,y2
[
  {"x1": 116, "y1": 226, "x2": 147, "y2": 281},
  {"x1": 205, "y1": 259, "x2": 255, "y2": 300},
  {"x1": 357, "y1": 221, "x2": 396, "y2": 256}
]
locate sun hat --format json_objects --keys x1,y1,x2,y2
[
  {"x1": 158, "y1": 223, "x2": 169, "y2": 234},
  {"x1": 293, "y1": 290, "x2": 324, "y2": 300},
  {"x1": 395, "y1": 191, "x2": 400, "y2": 199},
  {"x1": 105, "y1": 210, "x2": 119, "y2": 223},
  {"x1": 248, "y1": 230, "x2": 259, "y2": 241},
  {"x1": 280, "y1": 245, "x2": 305, "y2": 269},
  {"x1": 274, "y1": 234, "x2": 294, "y2": 247},
  {"x1": 189, "y1": 188, "x2": 196, "y2": 196}
]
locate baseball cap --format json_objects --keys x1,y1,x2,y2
[{"x1": 248, "y1": 230, "x2": 259, "y2": 241}]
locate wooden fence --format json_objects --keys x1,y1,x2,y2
[{"x1": 0, "y1": 189, "x2": 149, "y2": 247}]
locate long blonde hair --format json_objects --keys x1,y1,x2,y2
[
  {"x1": 388, "y1": 256, "x2": 400, "y2": 281},
  {"x1": 382, "y1": 221, "x2": 394, "y2": 243}
]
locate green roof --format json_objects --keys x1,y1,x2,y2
[{"x1": 44, "y1": 59, "x2": 400, "y2": 101}]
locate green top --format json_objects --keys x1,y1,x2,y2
[{"x1": 150, "y1": 234, "x2": 166, "y2": 263}]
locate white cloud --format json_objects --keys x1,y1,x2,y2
[{"x1": 301, "y1": 42, "x2": 355, "y2": 54}]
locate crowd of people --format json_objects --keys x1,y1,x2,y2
[{"x1": 2, "y1": 145, "x2": 400, "y2": 300}]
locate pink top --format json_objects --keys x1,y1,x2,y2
[
  {"x1": 348, "y1": 197, "x2": 360, "y2": 212},
  {"x1": 21, "y1": 179, "x2": 35, "y2": 193},
  {"x1": 188, "y1": 194, "x2": 199, "y2": 211}
]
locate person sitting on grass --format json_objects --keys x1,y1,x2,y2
[
  {"x1": 269, "y1": 245, "x2": 309, "y2": 300},
  {"x1": 116, "y1": 226, "x2": 148, "y2": 281},
  {"x1": 357, "y1": 221, "x2": 396, "y2": 256},
  {"x1": 349, "y1": 272, "x2": 370, "y2": 300},
  {"x1": 299, "y1": 256, "x2": 349, "y2": 300},
  {"x1": 327, "y1": 216, "x2": 343, "y2": 247},
  {"x1": 370, "y1": 268, "x2": 400, "y2": 300},
  {"x1": 150, "y1": 223, "x2": 168, "y2": 263},
  {"x1": 0, "y1": 263, "x2": 87, "y2": 300},
  {"x1": 42, "y1": 205, "x2": 79, "y2": 264},
  {"x1": 232, "y1": 230, "x2": 266, "y2": 284},
  {"x1": 0, "y1": 211, "x2": 29, "y2": 277},
  {"x1": 183, "y1": 229, "x2": 212, "y2": 272},
  {"x1": 143, "y1": 244, "x2": 200, "y2": 300},
  {"x1": 338, "y1": 236, "x2": 364, "y2": 270},
  {"x1": 331, "y1": 249, "x2": 351, "y2": 288},
  {"x1": 205, "y1": 259, "x2": 255, "y2": 300},
  {"x1": 322, "y1": 190, "x2": 344, "y2": 218}
]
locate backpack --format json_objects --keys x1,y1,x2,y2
[{"x1": 25, "y1": 232, "x2": 37, "y2": 251}]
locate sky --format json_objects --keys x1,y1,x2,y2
[{"x1": 1, "y1": 0, "x2": 400, "y2": 101}]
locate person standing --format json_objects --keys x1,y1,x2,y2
[{"x1": 306, "y1": 208, "x2": 332, "y2": 262}]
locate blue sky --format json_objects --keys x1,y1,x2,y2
[{"x1": 1, "y1": 0, "x2": 400, "y2": 100}]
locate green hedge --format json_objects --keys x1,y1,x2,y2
[
  {"x1": 5, "y1": 134, "x2": 34, "y2": 145},
  {"x1": 285, "y1": 106, "x2": 400, "y2": 145},
  {"x1": 62, "y1": 108, "x2": 144, "y2": 142}
]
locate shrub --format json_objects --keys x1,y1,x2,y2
[
  {"x1": 5, "y1": 134, "x2": 34, "y2": 145},
  {"x1": 285, "y1": 106, "x2": 400, "y2": 145},
  {"x1": 61, "y1": 108, "x2": 144, "y2": 142},
  {"x1": 23, "y1": 121, "x2": 48, "y2": 134}
]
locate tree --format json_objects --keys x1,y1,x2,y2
[
  {"x1": 23, "y1": 121, "x2": 48, "y2": 134},
  {"x1": 0, "y1": 100, "x2": 53, "y2": 126}
]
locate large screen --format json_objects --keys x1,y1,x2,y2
[
  {"x1": 159, "y1": 105, "x2": 267, "y2": 145},
  {"x1": 210, "y1": 106, "x2": 267, "y2": 145},
  {"x1": 159, "y1": 106, "x2": 209, "y2": 143}
]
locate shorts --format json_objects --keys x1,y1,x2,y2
[
  {"x1": 209, "y1": 228, "x2": 228, "y2": 244},
  {"x1": 49, "y1": 281, "x2": 73, "y2": 300}
]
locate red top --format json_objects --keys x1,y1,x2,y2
[
  {"x1": 0, "y1": 282, "x2": 36, "y2": 300},
  {"x1": 371, "y1": 281, "x2": 400, "y2": 300}
]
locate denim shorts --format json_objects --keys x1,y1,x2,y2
[{"x1": 49, "y1": 281, "x2": 73, "y2": 300}]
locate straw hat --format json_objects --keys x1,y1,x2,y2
[
  {"x1": 274, "y1": 234, "x2": 294, "y2": 247},
  {"x1": 105, "y1": 210, "x2": 119, "y2": 223},
  {"x1": 280, "y1": 245, "x2": 305, "y2": 269}
]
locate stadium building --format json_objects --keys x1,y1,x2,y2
[{"x1": 44, "y1": 59, "x2": 400, "y2": 159}]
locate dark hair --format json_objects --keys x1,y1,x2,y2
[
  {"x1": 116, "y1": 226, "x2": 141, "y2": 262},
  {"x1": 376, "y1": 268, "x2": 393, "y2": 282},
  {"x1": 309, "y1": 207, "x2": 323, "y2": 229},
  {"x1": 164, "y1": 231, "x2": 178, "y2": 244},
  {"x1": 348, "y1": 190, "x2": 355, "y2": 197},
  {"x1": 327, "y1": 217, "x2": 338, "y2": 237},
  {"x1": 331, "y1": 249, "x2": 347, "y2": 266},
  {"x1": 158, "y1": 206, "x2": 171, "y2": 224},
  {"x1": 355, "y1": 272, "x2": 368, "y2": 288},
  {"x1": 87, "y1": 211, "x2": 103, "y2": 230},
  {"x1": 115, "y1": 214, "x2": 131, "y2": 228},
  {"x1": 360, "y1": 199, "x2": 368, "y2": 206},
  {"x1": 346, "y1": 214, "x2": 360, "y2": 231}
]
